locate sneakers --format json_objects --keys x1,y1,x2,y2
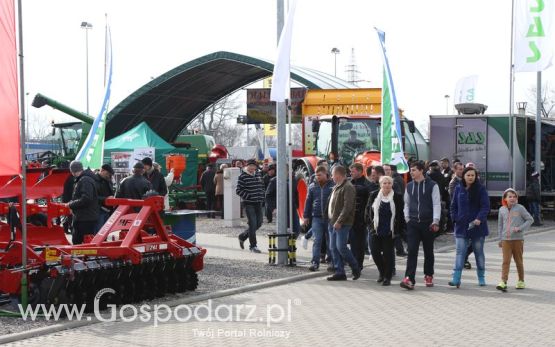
[
  {"x1": 250, "y1": 246, "x2": 261, "y2": 253},
  {"x1": 382, "y1": 278, "x2": 391, "y2": 286},
  {"x1": 326, "y1": 274, "x2": 347, "y2": 281},
  {"x1": 301, "y1": 235, "x2": 308, "y2": 250},
  {"x1": 309, "y1": 263, "x2": 319, "y2": 272},
  {"x1": 352, "y1": 267, "x2": 361, "y2": 280},
  {"x1": 400, "y1": 277, "x2": 414, "y2": 290},
  {"x1": 424, "y1": 275, "x2": 434, "y2": 287},
  {"x1": 238, "y1": 236, "x2": 245, "y2": 250},
  {"x1": 496, "y1": 281, "x2": 508, "y2": 292},
  {"x1": 516, "y1": 280, "x2": 526, "y2": 289},
  {"x1": 464, "y1": 261, "x2": 472, "y2": 270}
]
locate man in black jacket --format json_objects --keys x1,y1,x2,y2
[
  {"x1": 116, "y1": 162, "x2": 152, "y2": 200},
  {"x1": 349, "y1": 163, "x2": 370, "y2": 270},
  {"x1": 142, "y1": 157, "x2": 167, "y2": 196},
  {"x1": 200, "y1": 164, "x2": 217, "y2": 218},
  {"x1": 94, "y1": 164, "x2": 115, "y2": 232},
  {"x1": 66, "y1": 161, "x2": 99, "y2": 244}
]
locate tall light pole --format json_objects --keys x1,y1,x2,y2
[
  {"x1": 331, "y1": 47, "x2": 340, "y2": 77},
  {"x1": 444, "y1": 94, "x2": 450, "y2": 114},
  {"x1": 81, "y1": 21, "x2": 93, "y2": 115},
  {"x1": 25, "y1": 92, "x2": 29, "y2": 139}
]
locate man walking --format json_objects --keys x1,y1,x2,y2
[
  {"x1": 400, "y1": 161, "x2": 441, "y2": 290},
  {"x1": 349, "y1": 163, "x2": 370, "y2": 270},
  {"x1": 326, "y1": 165, "x2": 361, "y2": 281},
  {"x1": 236, "y1": 159, "x2": 265, "y2": 253},
  {"x1": 303, "y1": 165, "x2": 334, "y2": 271},
  {"x1": 66, "y1": 161, "x2": 99, "y2": 245}
]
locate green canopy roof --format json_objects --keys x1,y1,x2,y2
[{"x1": 104, "y1": 121, "x2": 175, "y2": 153}]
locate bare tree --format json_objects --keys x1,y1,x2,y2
[
  {"x1": 27, "y1": 111, "x2": 53, "y2": 140},
  {"x1": 526, "y1": 84, "x2": 555, "y2": 118},
  {"x1": 185, "y1": 94, "x2": 243, "y2": 146}
]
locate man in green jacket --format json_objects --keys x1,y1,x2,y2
[{"x1": 326, "y1": 165, "x2": 361, "y2": 281}]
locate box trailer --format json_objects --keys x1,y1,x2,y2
[{"x1": 430, "y1": 112, "x2": 555, "y2": 204}]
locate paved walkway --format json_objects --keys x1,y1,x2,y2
[{"x1": 5, "y1": 230, "x2": 555, "y2": 346}]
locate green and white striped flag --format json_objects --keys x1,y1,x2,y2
[
  {"x1": 376, "y1": 28, "x2": 409, "y2": 173},
  {"x1": 75, "y1": 24, "x2": 113, "y2": 169}
]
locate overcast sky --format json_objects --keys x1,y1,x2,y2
[{"x1": 21, "y1": 0, "x2": 555, "y2": 135}]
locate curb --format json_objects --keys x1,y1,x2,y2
[{"x1": 0, "y1": 268, "x2": 328, "y2": 345}]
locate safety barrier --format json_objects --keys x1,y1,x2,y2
[{"x1": 268, "y1": 233, "x2": 296, "y2": 266}]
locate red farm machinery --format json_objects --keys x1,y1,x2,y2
[{"x1": 0, "y1": 167, "x2": 206, "y2": 308}]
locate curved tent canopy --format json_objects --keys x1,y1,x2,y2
[{"x1": 106, "y1": 51, "x2": 357, "y2": 142}]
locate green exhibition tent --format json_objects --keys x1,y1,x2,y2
[{"x1": 104, "y1": 121, "x2": 198, "y2": 187}]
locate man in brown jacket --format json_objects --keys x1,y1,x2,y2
[{"x1": 326, "y1": 165, "x2": 361, "y2": 281}]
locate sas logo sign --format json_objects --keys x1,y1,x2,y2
[{"x1": 458, "y1": 131, "x2": 485, "y2": 145}]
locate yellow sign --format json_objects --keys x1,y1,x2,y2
[
  {"x1": 71, "y1": 249, "x2": 98, "y2": 256},
  {"x1": 264, "y1": 123, "x2": 277, "y2": 136},
  {"x1": 45, "y1": 248, "x2": 60, "y2": 262}
]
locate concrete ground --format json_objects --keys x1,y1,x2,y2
[{"x1": 4, "y1": 226, "x2": 555, "y2": 346}]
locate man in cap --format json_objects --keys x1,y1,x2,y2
[
  {"x1": 66, "y1": 160, "x2": 99, "y2": 244},
  {"x1": 142, "y1": 157, "x2": 168, "y2": 197},
  {"x1": 236, "y1": 159, "x2": 265, "y2": 253},
  {"x1": 116, "y1": 162, "x2": 152, "y2": 200},
  {"x1": 94, "y1": 164, "x2": 115, "y2": 232}
]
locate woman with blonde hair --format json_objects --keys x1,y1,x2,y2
[{"x1": 365, "y1": 175, "x2": 405, "y2": 286}]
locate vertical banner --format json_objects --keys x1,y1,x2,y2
[
  {"x1": 76, "y1": 24, "x2": 113, "y2": 169},
  {"x1": 0, "y1": 0, "x2": 21, "y2": 175},
  {"x1": 270, "y1": 0, "x2": 298, "y2": 102},
  {"x1": 375, "y1": 28, "x2": 409, "y2": 173},
  {"x1": 454, "y1": 75, "x2": 479, "y2": 104},
  {"x1": 514, "y1": 0, "x2": 554, "y2": 72}
]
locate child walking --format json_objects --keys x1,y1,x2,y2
[{"x1": 496, "y1": 188, "x2": 534, "y2": 292}]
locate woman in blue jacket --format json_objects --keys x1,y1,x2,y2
[{"x1": 449, "y1": 166, "x2": 490, "y2": 287}]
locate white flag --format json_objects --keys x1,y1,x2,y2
[
  {"x1": 514, "y1": 0, "x2": 554, "y2": 72},
  {"x1": 270, "y1": 0, "x2": 298, "y2": 102},
  {"x1": 454, "y1": 75, "x2": 478, "y2": 104}
]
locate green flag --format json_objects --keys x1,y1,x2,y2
[
  {"x1": 376, "y1": 28, "x2": 409, "y2": 173},
  {"x1": 76, "y1": 25, "x2": 112, "y2": 169}
]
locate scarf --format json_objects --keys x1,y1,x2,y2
[{"x1": 372, "y1": 189, "x2": 396, "y2": 236}]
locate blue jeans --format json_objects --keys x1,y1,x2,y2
[
  {"x1": 454, "y1": 237, "x2": 485, "y2": 271},
  {"x1": 239, "y1": 203, "x2": 263, "y2": 248},
  {"x1": 310, "y1": 217, "x2": 326, "y2": 265},
  {"x1": 328, "y1": 224, "x2": 358, "y2": 275},
  {"x1": 95, "y1": 210, "x2": 110, "y2": 233},
  {"x1": 529, "y1": 201, "x2": 540, "y2": 222}
]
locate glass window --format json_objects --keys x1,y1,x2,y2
[
  {"x1": 315, "y1": 120, "x2": 332, "y2": 159},
  {"x1": 337, "y1": 119, "x2": 380, "y2": 167}
]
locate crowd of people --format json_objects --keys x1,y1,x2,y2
[
  {"x1": 63, "y1": 157, "x2": 169, "y2": 245},
  {"x1": 231, "y1": 157, "x2": 540, "y2": 291}
]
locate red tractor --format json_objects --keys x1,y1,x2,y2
[{"x1": 292, "y1": 88, "x2": 429, "y2": 218}]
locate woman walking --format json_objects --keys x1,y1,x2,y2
[
  {"x1": 365, "y1": 175, "x2": 405, "y2": 286},
  {"x1": 449, "y1": 167, "x2": 490, "y2": 287}
]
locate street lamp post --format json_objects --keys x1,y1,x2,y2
[
  {"x1": 517, "y1": 101, "x2": 527, "y2": 115},
  {"x1": 444, "y1": 94, "x2": 450, "y2": 114},
  {"x1": 80, "y1": 21, "x2": 93, "y2": 115},
  {"x1": 331, "y1": 47, "x2": 340, "y2": 77}
]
